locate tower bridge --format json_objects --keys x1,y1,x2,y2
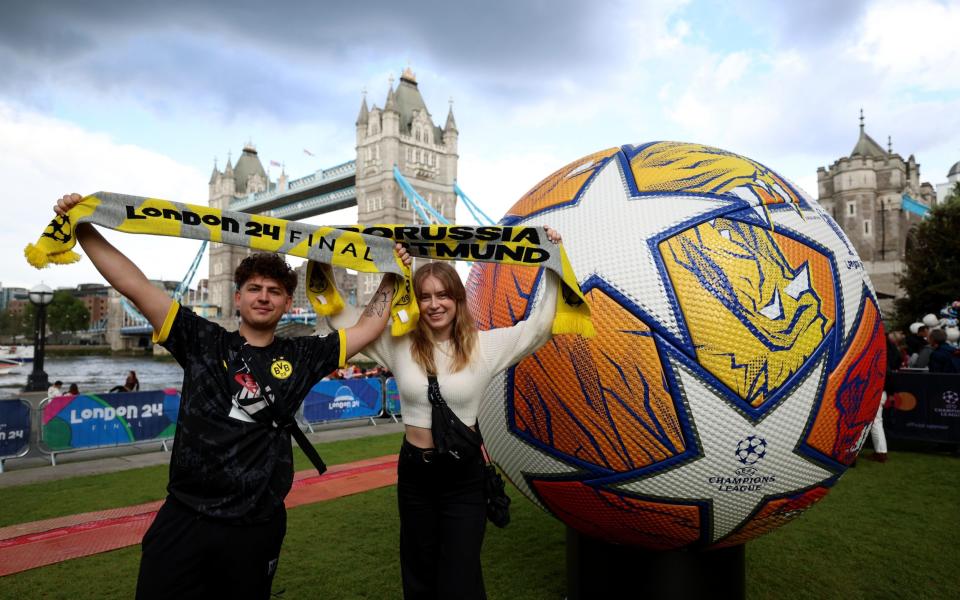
[
  {"x1": 229, "y1": 159, "x2": 358, "y2": 219},
  {"x1": 207, "y1": 67, "x2": 460, "y2": 328}
]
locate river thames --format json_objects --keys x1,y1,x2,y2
[{"x1": 0, "y1": 356, "x2": 183, "y2": 399}]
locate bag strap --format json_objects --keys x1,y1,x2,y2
[
  {"x1": 427, "y1": 374, "x2": 485, "y2": 454},
  {"x1": 426, "y1": 375, "x2": 446, "y2": 408},
  {"x1": 240, "y1": 343, "x2": 327, "y2": 476}
]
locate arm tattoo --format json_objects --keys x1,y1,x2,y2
[{"x1": 363, "y1": 288, "x2": 391, "y2": 318}]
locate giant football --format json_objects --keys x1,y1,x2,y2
[{"x1": 467, "y1": 142, "x2": 886, "y2": 549}]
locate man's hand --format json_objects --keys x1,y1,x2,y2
[
  {"x1": 55, "y1": 193, "x2": 84, "y2": 217},
  {"x1": 54, "y1": 191, "x2": 173, "y2": 332}
]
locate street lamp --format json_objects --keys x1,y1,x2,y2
[{"x1": 24, "y1": 283, "x2": 54, "y2": 392}]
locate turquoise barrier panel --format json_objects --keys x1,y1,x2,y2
[
  {"x1": 0, "y1": 399, "x2": 31, "y2": 463},
  {"x1": 384, "y1": 377, "x2": 401, "y2": 416},
  {"x1": 40, "y1": 389, "x2": 181, "y2": 452},
  {"x1": 302, "y1": 378, "x2": 383, "y2": 423}
]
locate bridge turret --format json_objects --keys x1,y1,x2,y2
[
  {"x1": 443, "y1": 100, "x2": 459, "y2": 156},
  {"x1": 220, "y1": 155, "x2": 236, "y2": 198},
  {"x1": 356, "y1": 92, "x2": 369, "y2": 145},
  {"x1": 357, "y1": 93, "x2": 369, "y2": 126},
  {"x1": 383, "y1": 82, "x2": 400, "y2": 137},
  {"x1": 234, "y1": 144, "x2": 267, "y2": 195}
]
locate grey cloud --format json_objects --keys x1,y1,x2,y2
[
  {"x1": 732, "y1": 0, "x2": 873, "y2": 48},
  {"x1": 0, "y1": 0, "x2": 631, "y2": 120}
]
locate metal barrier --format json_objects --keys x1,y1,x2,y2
[
  {"x1": 301, "y1": 378, "x2": 384, "y2": 429},
  {"x1": 0, "y1": 399, "x2": 31, "y2": 473},
  {"x1": 37, "y1": 389, "x2": 181, "y2": 466},
  {"x1": 384, "y1": 377, "x2": 401, "y2": 423}
]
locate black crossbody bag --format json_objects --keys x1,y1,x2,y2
[
  {"x1": 427, "y1": 375, "x2": 481, "y2": 461},
  {"x1": 240, "y1": 344, "x2": 327, "y2": 476},
  {"x1": 426, "y1": 376, "x2": 511, "y2": 528}
]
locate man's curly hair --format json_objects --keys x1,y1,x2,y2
[{"x1": 234, "y1": 253, "x2": 297, "y2": 295}]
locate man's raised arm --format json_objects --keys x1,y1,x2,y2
[{"x1": 55, "y1": 193, "x2": 173, "y2": 331}]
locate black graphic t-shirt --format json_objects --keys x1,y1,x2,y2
[{"x1": 156, "y1": 303, "x2": 344, "y2": 522}]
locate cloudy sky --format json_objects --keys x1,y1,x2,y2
[{"x1": 3, "y1": 0, "x2": 959, "y2": 290}]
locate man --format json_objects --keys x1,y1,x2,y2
[
  {"x1": 905, "y1": 323, "x2": 928, "y2": 361},
  {"x1": 909, "y1": 326, "x2": 934, "y2": 369},
  {"x1": 46, "y1": 380, "x2": 63, "y2": 399},
  {"x1": 54, "y1": 193, "x2": 410, "y2": 599},
  {"x1": 928, "y1": 328, "x2": 960, "y2": 373}
]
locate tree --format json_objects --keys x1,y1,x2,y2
[
  {"x1": 894, "y1": 189, "x2": 960, "y2": 329},
  {"x1": 46, "y1": 291, "x2": 90, "y2": 334},
  {"x1": 0, "y1": 306, "x2": 32, "y2": 339}
]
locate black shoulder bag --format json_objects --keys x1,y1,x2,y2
[
  {"x1": 426, "y1": 376, "x2": 511, "y2": 528},
  {"x1": 427, "y1": 375, "x2": 481, "y2": 461},
  {"x1": 240, "y1": 344, "x2": 327, "y2": 476}
]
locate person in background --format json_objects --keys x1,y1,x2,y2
[
  {"x1": 887, "y1": 331, "x2": 908, "y2": 370},
  {"x1": 125, "y1": 370, "x2": 140, "y2": 392},
  {"x1": 67, "y1": 383, "x2": 80, "y2": 396},
  {"x1": 909, "y1": 329, "x2": 934, "y2": 369},
  {"x1": 904, "y1": 323, "x2": 928, "y2": 357},
  {"x1": 110, "y1": 371, "x2": 141, "y2": 393},
  {"x1": 868, "y1": 330, "x2": 904, "y2": 464},
  {"x1": 46, "y1": 380, "x2": 63, "y2": 399},
  {"x1": 928, "y1": 328, "x2": 960, "y2": 373}
]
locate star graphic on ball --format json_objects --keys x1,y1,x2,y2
[{"x1": 613, "y1": 355, "x2": 835, "y2": 543}]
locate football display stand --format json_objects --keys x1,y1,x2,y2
[{"x1": 565, "y1": 528, "x2": 745, "y2": 600}]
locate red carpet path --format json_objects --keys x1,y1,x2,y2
[{"x1": 0, "y1": 454, "x2": 399, "y2": 577}]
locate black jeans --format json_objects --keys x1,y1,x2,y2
[
  {"x1": 398, "y1": 438, "x2": 487, "y2": 600},
  {"x1": 135, "y1": 496, "x2": 287, "y2": 600}
]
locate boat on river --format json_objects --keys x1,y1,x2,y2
[
  {"x1": 0, "y1": 357, "x2": 22, "y2": 370},
  {"x1": 0, "y1": 346, "x2": 33, "y2": 364}
]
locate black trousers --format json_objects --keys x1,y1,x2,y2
[
  {"x1": 135, "y1": 496, "x2": 287, "y2": 600},
  {"x1": 398, "y1": 438, "x2": 488, "y2": 600}
]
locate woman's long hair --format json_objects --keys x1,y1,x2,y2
[{"x1": 410, "y1": 262, "x2": 477, "y2": 375}]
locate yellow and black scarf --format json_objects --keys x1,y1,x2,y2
[{"x1": 25, "y1": 192, "x2": 594, "y2": 337}]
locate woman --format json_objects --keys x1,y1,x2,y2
[
  {"x1": 109, "y1": 370, "x2": 140, "y2": 393},
  {"x1": 124, "y1": 370, "x2": 140, "y2": 392},
  {"x1": 67, "y1": 383, "x2": 80, "y2": 396},
  {"x1": 331, "y1": 228, "x2": 563, "y2": 599}
]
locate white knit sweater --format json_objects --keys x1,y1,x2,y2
[{"x1": 329, "y1": 271, "x2": 558, "y2": 428}]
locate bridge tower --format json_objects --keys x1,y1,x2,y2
[
  {"x1": 208, "y1": 144, "x2": 269, "y2": 329},
  {"x1": 354, "y1": 67, "x2": 460, "y2": 304}
]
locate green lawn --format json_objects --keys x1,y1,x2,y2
[{"x1": 1, "y1": 436, "x2": 957, "y2": 599}]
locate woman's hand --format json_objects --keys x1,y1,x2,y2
[
  {"x1": 395, "y1": 242, "x2": 412, "y2": 267},
  {"x1": 544, "y1": 226, "x2": 562, "y2": 245}
]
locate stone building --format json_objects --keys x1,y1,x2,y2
[
  {"x1": 205, "y1": 67, "x2": 458, "y2": 324},
  {"x1": 73, "y1": 283, "x2": 110, "y2": 330},
  {"x1": 206, "y1": 145, "x2": 270, "y2": 328},
  {"x1": 354, "y1": 67, "x2": 459, "y2": 303},
  {"x1": 816, "y1": 113, "x2": 936, "y2": 311}
]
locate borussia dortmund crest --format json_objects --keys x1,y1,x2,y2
[{"x1": 42, "y1": 215, "x2": 73, "y2": 244}]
